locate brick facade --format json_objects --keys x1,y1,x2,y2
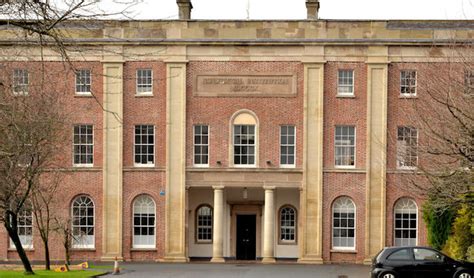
[{"x1": 1, "y1": 18, "x2": 468, "y2": 264}]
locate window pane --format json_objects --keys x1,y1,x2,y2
[
  {"x1": 194, "y1": 125, "x2": 209, "y2": 165},
  {"x1": 72, "y1": 196, "x2": 94, "y2": 248},
  {"x1": 394, "y1": 198, "x2": 418, "y2": 246},
  {"x1": 134, "y1": 125, "x2": 154, "y2": 165},
  {"x1": 233, "y1": 125, "x2": 256, "y2": 165},
  {"x1": 280, "y1": 125, "x2": 296, "y2": 166},
  {"x1": 197, "y1": 205, "x2": 213, "y2": 241},
  {"x1": 335, "y1": 126, "x2": 355, "y2": 166},
  {"x1": 133, "y1": 196, "x2": 156, "y2": 247},
  {"x1": 73, "y1": 125, "x2": 93, "y2": 165},
  {"x1": 332, "y1": 197, "x2": 355, "y2": 249}
]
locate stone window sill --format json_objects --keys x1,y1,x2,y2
[
  {"x1": 131, "y1": 248, "x2": 157, "y2": 251},
  {"x1": 330, "y1": 249, "x2": 357, "y2": 254},
  {"x1": 336, "y1": 94, "x2": 356, "y2": 98}
]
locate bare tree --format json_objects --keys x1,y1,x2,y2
[
  {"x1": 403, "y1": 43, "x2": 473, "y2": 212},
  {"x1": 0, "y1": 82, "x2": 67, "y2": 274},
  {"x1": 54, "y1": 217, "x2": 73, "y2": 269},
  {"x1": 31, "y1": 173, "x2": 65, "y2": 270},
  {"x1": 0, "y1": 1, "x2": 137, "y2": 273}
]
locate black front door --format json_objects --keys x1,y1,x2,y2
[{"x1": 236, "y1": 215, "x2": 256, "y2": 260}]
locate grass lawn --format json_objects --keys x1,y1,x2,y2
[{"x1": 0, "y1": 270, "x2": 106, "y2": 277}]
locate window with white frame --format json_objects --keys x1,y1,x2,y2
[
  {"x1": 397, "y1": 126, "x2": 418, "y2": 169},
  {"x1": 233, "y1": 125, "x2": 256, "y2": 166},
  {"x1": 133, "y1": 195, "x2": 156, "y2": 248},
  {"x1": 75, "y1": 69, "x2": 91, "y2": 94},
  {"x1": 280, "y1": 125, "x2": 296, "y2": 167},
  {"x1": 196, "y1": 205, "x2": 212, "y2": 242},
  {"x1": 279, "y1": 206, "x2": 296, "y2": 243},
  {"x1": 337, "y1": 70, "x2": 354, "y2": 96},
  {"x1": 194, "y1": 125, "x2": 209, "y2": 166},
  {"x1": 13, "y1": 69, "x2": 29, "y2": 95},
  {"x1": 465, "y1": 69, "x2": 473, "y2": 96},
  {"x1": 134, "y1": 125, "x2": 155, "y2": 166},
  {"x1": 394, "y1": 198, "x2": 417, "y2": 247},
  {"x1": 73, "y1": 125, "x2": 93, "y2": 166},
  {"x1": 332, "y1": 197, "x2": 356, "y2": 250},
  {"x1": 335, "y1": 126, "x2": 355, "y2": 167},
  {"x1": 136, "y1": 69, "x2": 153, "y2": 95},
  {"x1": 400, "y1": 70, "x2": 417, "y2": 96},
  {"x1": 71, "y1": 196, "x2": 94, "y2": 248},
  {"x1": 9, "y1": 207, "x2": 33, "y2": 249}
]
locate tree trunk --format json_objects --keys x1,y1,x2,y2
[
  {"x1": 4, "y1": 214, "x2": 34, "y2": 275},
  {"x1": 63, "y1": 234, "x2": 70, "y2": 266},
  {"x1": 43, "y1": 240, "x2": 50, "y2": 270}
]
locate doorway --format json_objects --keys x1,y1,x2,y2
[{"x1": 236, "y1": 214, "x2": 256, "y2": 260}]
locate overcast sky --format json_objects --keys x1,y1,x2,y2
[{"x1": 118, "y1": 0, "x2": 474, "y2": 20}]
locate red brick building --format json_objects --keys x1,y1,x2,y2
[{"x1": 0, "y1": 0, "x2": 472, "y2": 264}]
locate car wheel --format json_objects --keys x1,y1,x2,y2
[
  {"x1": 455, "y1": 270, "x2": 473, "y2": 278},
  {"x1": 378, "y1": 272, "x2": 396, "y2": 278}
]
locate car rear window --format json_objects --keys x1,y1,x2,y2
[{"x1": 387, "y1": 249, "x2": 411, "y2": 260}]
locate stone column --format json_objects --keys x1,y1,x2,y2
[
  {"x1": 163, "y1": 61, "x2": 188, "y2": 262},
  {"x1": 262, "y1": 186, "x2": 276, "y2": 263},
  {"x1": 299, "y1": 61, "x2": 325, "y2": 264},
  {"x1": 211, "y1": 185, "x2": 225, "y2": 263},
  {"x1": 364, "y1": 46, "x2": 389, "y2": 264},
  {"x1": 101, "y1": 60, "x2": 124, "y2": 261}
]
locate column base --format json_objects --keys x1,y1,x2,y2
[
  {"x1": 210, "y1": 257, "x2": 225, "y2": 263},
  {"x1": 162, "y1": 256, "x2": 189, "y2": 263},
  {"x1": 363, "y1": 258, "x2": 373, "y2": 265},
  {"x1": 297, "y1": 256, "x2": 324, "y2": 264},
  {"x1": 261, "y1": 257, "x2": 276, "y2": 264}
]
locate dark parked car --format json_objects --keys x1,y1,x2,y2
[{"x1": 371, "y1": 246, "x2": 474, "y2": 278}]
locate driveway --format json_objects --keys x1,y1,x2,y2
[{"x1": 105, "y1": 262, "x2": 371, "y2": 278}]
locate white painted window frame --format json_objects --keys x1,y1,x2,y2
[
  {"x1": 337, "y1": 69, "x2": 354, "y2": 96},
  {"x1": 13, "y1": 69, "x2": 29, "y2": 95},
  {"x1": 73, "y1": 125, "x2": 94, "y2": 167},
  {"x1": 394, "y1": 198, "x2": 418, "y2": 247},
  {"x1": 132, "y1": 195, "x2": 156, "y2": 249},
  {"x1": 396, "y1": 126, "x2": 418, "y2": 170},
  {"x1": 134, "y1": 125, "x2": 155, "y2": 167},
  {"x1": 280, "y1": 125, "x2": 296, "y2": 168},
  {"x1": 136, "y1": 69, "x2": 153, "y2": 96},
  {"x1": 75, "y1": 69, "x2": 92, "y2": 95},
  {"x1": 334, "y1": 125, "x2": 356, "y2": 168},
  {"x1": 193, "y1": 125, "x2": 210, "y2": 167},
  {"x1": 400, "y1": 70, "x2": 417, "y2": 97},
  {"x1": 71, "y1": 196, "x2": 95, "y2": 249},
  {"x1": 332, "y1": 197, "x2": 356, "y2": 251},
  {"x1": 233, "y1": 124, "x2": 257, "y2": 168}
]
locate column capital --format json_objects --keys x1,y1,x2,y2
[
  {"x1": 212, "y1": 185, "x2": 225, "y2": 190},
  {"x1": 263, "y1": 185, "x2": 276, "y2": 191}
]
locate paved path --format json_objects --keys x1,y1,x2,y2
[{"x1": 106, "y1": 262, "x2": 371, "y2": 278}]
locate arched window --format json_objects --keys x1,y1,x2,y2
[
  {"x1": 232, "y1": 111, "x2": 258, "y2": 167},
  {"x1": 332, "y1": 197, "x2": 356, "y2": 250},
  {"x1": 71, "y1": 195, "x2": 94, "y2": 248},
  {"x1": 133, "y1": 195, "x2": 156, "y2": 248},
  {"x1": 394, "y1": 198, "x2": 418, "y2": 246},
  {"x1": 279, "y1": 205, "x2": 297, "y2": 243},
  {"x1": 196, "y1": 205, "x2": 213, "y2": 243},
  {"x1": 9, "y1": 205, "x2": 33, "y2": 249}
]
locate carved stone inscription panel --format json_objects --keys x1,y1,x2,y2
[{"x1": 195, "y1": 74, "x2": 296, "y2": 97}]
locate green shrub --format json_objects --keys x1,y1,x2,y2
[
  {"x1": 422, "y1": 201, "x2": 454, "y2": 250},
  {"x1": 467, "y1": 245, "x2": 474, "y2": 262},
  {"x1": 442, "y1": 204, "x2": 473, "y2": 261}
]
